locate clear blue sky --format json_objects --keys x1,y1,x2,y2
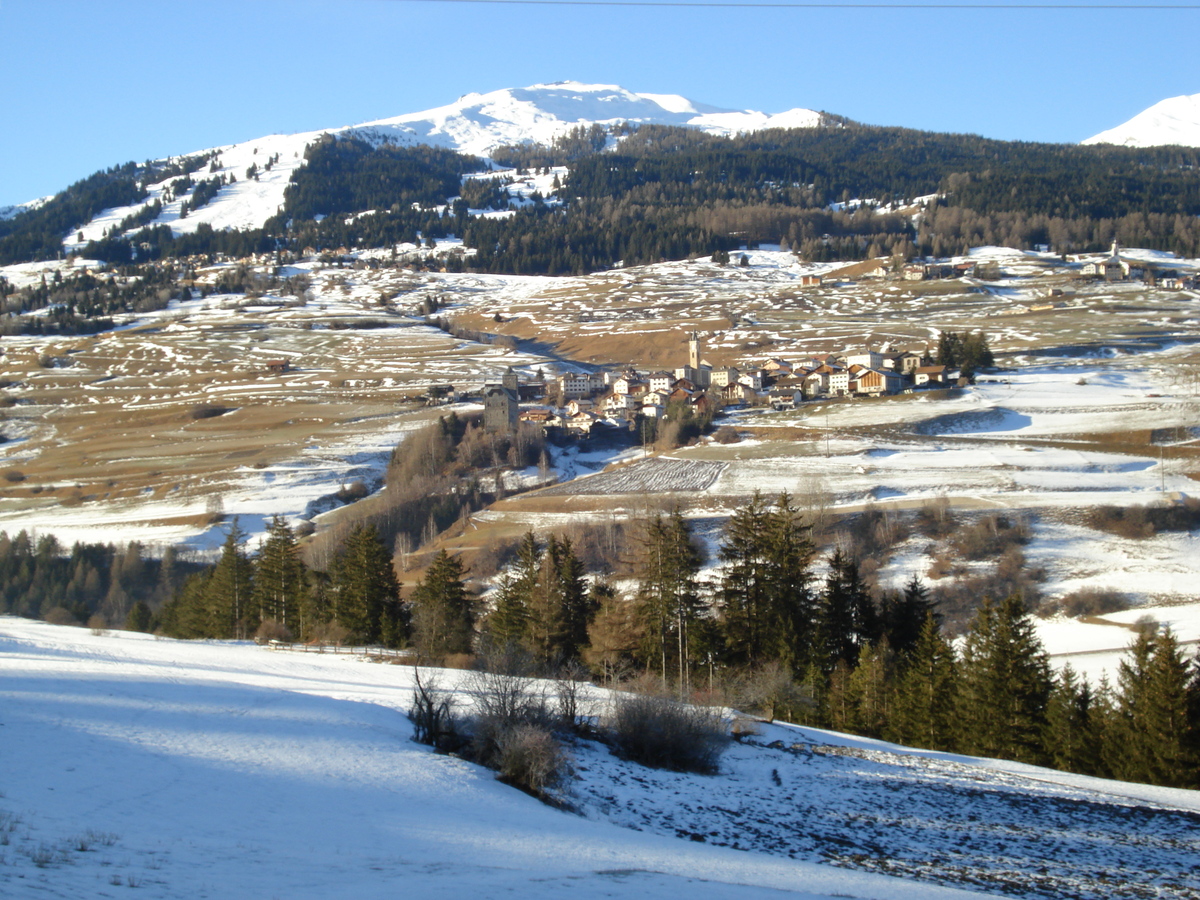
[{"x1": 1, "y1": 0, "x2": 1197, "y2": 207}]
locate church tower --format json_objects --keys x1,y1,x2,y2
[{"x1": 688, "y1": 332, "x2": 703, "y2": 369}]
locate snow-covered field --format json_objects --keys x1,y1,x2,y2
[{"x1": 2, "y1": 618, "x2": 1198, "y2": 900}]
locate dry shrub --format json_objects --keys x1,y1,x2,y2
[
  {"x1": 4, "y1": 469, "x2": 26, "y2": 483},
  {"x1": 607, "y1": 690, "x2": 729, "y2": 774},
  {"x1": 916, "y1": 496, "x2": 957, "y2": 538},
  {"x1": 308, "y1": 621, "x2": 350, "y2": 646},
  {"x1": 712, "y1": 425, "x2": 741, "y2": 444},
  {"x1": 87, "y1": 613, "x2": 107, "y2": 635},
  {"x1": 950, "y1": 514, "x2": 1029, "y2": 561},
  {"x1": 1087, "y1": 501, "x2": 1200, "y2": 539},
  {"x1": 494, "y1": 724, "x2": 570, "y2": 795},
  {"x1": 335, "y1": 480, "x2": 369, "y2": 503},
  {"x1": 469, "y1": 536, "x2": 521, "y2": 579},
  {"x1": 1045, "y1": 587, "x2": 1130, "y2": 618},
  {"x1": 408, "y1": 670, "x2": 464, "y2": 752},
  {"x1": 254, "y1": 619, "x2": 294, "y2": 643},
  {"x1": 43, "y1": 606, "x2": 79, "y2": 626},
  {"x1": 926, "y1": 549, "x2": 954, "y2": 580}
]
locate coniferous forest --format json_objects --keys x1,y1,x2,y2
[
  {"x1": 6, "y1": 484, "x2": 1198, "y2": 792},
  {"x1": 5, "y1": 122, "x2": 1200, "y2": 276}
]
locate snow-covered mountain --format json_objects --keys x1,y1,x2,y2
[
  {"x1": 54, "y1": 82, "x2": 831, "y2": 251},
  {"x1": 1082, "y1": 91, "x2": 1200, "y2": 147}
]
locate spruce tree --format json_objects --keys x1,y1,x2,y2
[
  {"x1": 206, "y1": 521, "x2": 254, "y2": 639},
  {"x1": 817, "y1": 548, "x2": 876, "y2": 673},
  {"x1": 330, "y1": 524, "x2": 403, "y2": 645},
  {"x1": 634, "y1": 510, "x2": 702, "y2": 685},
  {"x1": 1108, "y1": 628, "x2": 1198, "y2": 787},
  {"x1": 887, "y1": 612, "x2": 957, "y2": 751},
  {"x1": 251, "y1": 516, "x2": 306, "y2": 632},
  {"x1": 957, "y1": 594, "x2": 1051, "y2": 764},
  {"x1": 1044, "y1": 664, "x2": 1101, "y2": 776},
  {"x1": 410, "y1": 550, "x2": 472, "y2": 658}
]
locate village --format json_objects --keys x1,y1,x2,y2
[{"x1": 470, "y1": 331, "x2": 958, "y2": 438}]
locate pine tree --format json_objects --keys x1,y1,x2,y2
[
  {"x1": 1044, "y1": 664, "x2": 1101, "y2": 775},
  {"x1": 633, "y1": 510, "x2": 703, "y2": 686},
  {"x1": 847, "y1": 639, "x2": 895, "y2": 738},
  {"x1": 410, "y1": 550, "x2": 472, "y2": 658},
  {"x1": 817, "y1": 548, "x2": 876, "y2": 673},
  {"x1": 887, "y1": 612, "x2": 957, "y2": 751},
  {"x1": 882, "y1": 574, "x2": 933, "y2": 660},
  {"x1": 1107, "y1": 628, "x2": 1198, "y2": 787},
  {"x1": 330, "y1": 524, "x2": 403, "y2": 645},
  {"x1": 957, "y1": 594, "x2": 1051, "y2": 764},
  {"x1": 206, "y1": 521, "x2": 254, "y2": 638},
  {"x1": 251, "y1": 516, "x2": 306, "y2": 633},
  {"x1": 720, "y1": 492, "x2": 815, "y2": 670}
]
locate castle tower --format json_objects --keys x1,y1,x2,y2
[
  {"x1": 688, "y1": 331, "x2": 702, "y2": 369},
  {"x1": 502, "y1": 366, "x2": 519, "y2": 393}
]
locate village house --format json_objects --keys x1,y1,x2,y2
[
  {"x1": 846, "y1": 350, "x2": 887, "y2": 370},
  {"x1": 647, "y1": 371, "x2": 676, "y2": 393},
  {"x1": 566, "y1": 398, "x2": 595, "y2": 416},
  {"x1": 710, "y1": 366, "x2": 740, "y2": 387},
  {"x1": 914, "y1": 365, "x2": 948, "y2": 386},
  {"x1": 738, "y1": 369, "x2": 764, "y2": 391},
  {"x1": 853, "y1": 368, "x2": 906, "y2": 396},
  {"x1": 557, "y1": 371, "x2": 592, "y2": 399},
  {"x1": 721, "y1": 381, "x2": 756, "y2": 405},
  {"x1": 768, "y1": 387, "x2": 803, "y2": 410}
]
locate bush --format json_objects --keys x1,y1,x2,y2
[
  {"x1": 607, "y1": 691, "x2": 729, "y2": 774},
  {"x1": 87, "y1": 613, "x2": 107, "y2": 635},
  {"x1": 494, "y1": 724, "x2": 569, "y2": 795},
  {"x1": 408, "y1": 670, "x2": 464, "y2": 752},
  {"x1": 1087, "y1": 501, "x2": 1200, "y2": 539},
  {"x1": 1045, "y1": 586, "x2": 1129, "y2": 618},
  {"x1": 4, "y1": 469, "x2": 26, "y2": 483},
  {"x1": 43, "y1": 606, "x2": 79, "y2": 626},
  {"x1": 950, "y1": 514, "x2": 1029, "y2": 560},
  {"x1": 254, "y1": 619, "x2": 293, "y2": 643}
]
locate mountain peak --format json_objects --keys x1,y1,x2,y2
[{"x1": 1082, "y1": 92, "x2": 1200, "y2": 148}]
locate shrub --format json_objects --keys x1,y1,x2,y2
[
  {"x1": 915, "y1": 496, "x2": 956, "y2": 538},
  {"x1": 336, "y1": 480, "x2": 369, "y2": 503},
  {"x1": 1045, "y1": 586, "x2": 1129, "y2": 618},
  {"x1": 712, "y1": 425, "x2": 740, "y2": 444},
  {"x1": 4, "y1": 469, "x2": 26, "y2": 483},
  {"x1": 254, "y1": 619, "x2": 293, "y2": 643},
  {"x1": 607, "y1": 691, "x2": 729, "y2": 774},
  {"x1": 87, "y1": 613, "x2": 107, "y2": 635},
  {"x1": 43, "y1": 606, "x2": 79, "y2": 626},
  {"x1": 494, "y1": 724, "x2": 569, "y2": 795},
  {"x1": 950, "y1": 514, "x2": 1029, "y2": 561},
  {"x1": 408, "y1": 670, "x2": 464, "y2": 752}
]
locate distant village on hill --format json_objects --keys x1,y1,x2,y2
[{"x1": 445, "y1": 331, "x2": 967, "y2": 438}]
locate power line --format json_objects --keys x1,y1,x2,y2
[{"x1": 394, "y1": 1, "x2": 1199, "y2": 9}]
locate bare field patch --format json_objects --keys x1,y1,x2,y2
[{"x1": 537, "y1": 458, "x2": 726, "y2": 496}]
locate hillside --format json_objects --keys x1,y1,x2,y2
[
  {"x1": 4, "y1": 83, "x2": 1200, "y2": 273},
  {"x1": 1083, "y1": 92, "x2": 1200, "y2": 148},
  {"x1": 3, "y1": 617, "x2": 1198, "y2": 900}
]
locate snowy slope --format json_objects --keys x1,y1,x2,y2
[
  {"x1": 0, "y1": 617, "x2": 979, "y2": 900},
  {"x1": 3, "y1": 617, "x2": 1199, "y2": 900},
  {"x1": 52, "y1": 82, "x2": 829, "y2": 250},
  {"x1": 1082, "y1": 92, "x2": 1200, "y2": 147}
]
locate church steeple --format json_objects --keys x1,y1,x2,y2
[{"x1": 688, "y1": 331, "x2": 702, "y2": 369}]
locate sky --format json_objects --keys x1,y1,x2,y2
[{"x1": 1, "y1": 0, "x2": 1198, "y2": 207}]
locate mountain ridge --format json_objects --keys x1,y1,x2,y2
[{"x1": 1082, "y1": 91, "x2": 1200, "y2": 147}]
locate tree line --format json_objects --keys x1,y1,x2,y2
[
  {"x1": 7, "y1": 484, "x2": 1198, "y2": 789},
  {"x1": 9, "y1": 120, "x2": 1200, "y2": 275}
]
